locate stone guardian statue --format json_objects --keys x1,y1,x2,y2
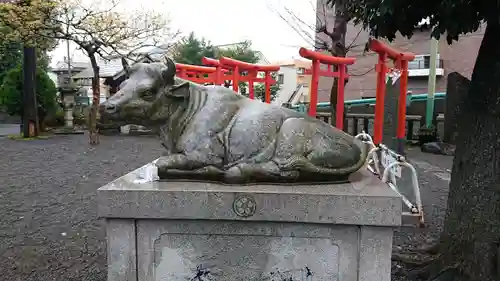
[{"x1": 99, "y1": 57, "x2": 368, "y2": 183}]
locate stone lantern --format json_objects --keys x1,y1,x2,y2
[
  {"x1": 54, "y1": 76, "x2": 83, "y2": 134},
  {"x1": 59, "y1": 77, "x2": 78, "y2": 127}
]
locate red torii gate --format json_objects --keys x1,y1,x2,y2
[
  {"x1": 299, "y1": 47, "x2": 356, "y2": 130},
  {"x1": 201, "y1": 57, "x2": 229, "y2": 85},
  {"x1": 203, "y1": 57, "x2": 281, "y2": 103},
  {"x1": 369, "y1": 39, "x2": 415, "y2": 145},
  {"x1": 218, "y1": 57, "x2": 280, "y2": 103},
  {"x1": 175, "y1": 63, "x2": 218, "y2": 84}
]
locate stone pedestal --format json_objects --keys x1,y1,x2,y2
[
  {"x1": 120, "y1": 124, "x2": 154, "y2": 136},
  {"x1": 98, "y1": 162, "x2": 402, "y2": 281},
  {"x1": 383, "y1": 76, "x2": 402, "y2": 154}
]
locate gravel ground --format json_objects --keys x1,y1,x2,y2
[
  {"x1": 393, "y1": 146, "x2": 452, "y2": 246},
  {"x1": 391, "y1": 146, "x2": 453, "y2": 280},
  {"x1": 0, "y1": 134, "x2": 453, "y2": 281},
  {"x1": 0, "y1": 134, "x2": 164, "y2": 281}
]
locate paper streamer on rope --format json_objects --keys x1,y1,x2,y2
[{"x1": 385, "y1": 68, "x2": 402, "y2": 85}]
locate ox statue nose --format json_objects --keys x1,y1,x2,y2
[
  {"x1": 105, "y1": 104, "x2": 116, "y2": 114},
  {"x1": 100, "y1": 103, "x2": 116, "y2": 114}
]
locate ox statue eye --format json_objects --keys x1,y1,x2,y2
[{"x1": 141, "y1": 90, "x2": 155, "y2": 101}]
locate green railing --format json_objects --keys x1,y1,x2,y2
[
  {"x1": 285, "y1": 93, "x2": 447, "y2": 141},
  {"x1": 289, "y1": 92, "x2": 446, "y2": 110},
  {"x1": 314, "y1": 112, "x2": 445, "y2": 141}
]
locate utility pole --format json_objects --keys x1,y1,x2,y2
[
  {"x1": 66, "y1": 39, "x2": 72, "y2": 79},
  {"x1": 425, "y1": 38, "x2": 438, "y2": 128}
]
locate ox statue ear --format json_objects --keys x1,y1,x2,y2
[
  {"x1": 168, "y1": 82, "x2": 190, "y2": 99},
  {"x1": 121, "y1": 57, "x2": 130, "y2": 78},
  {"x1": 162, "y1": 57, "x2": 176, "y2": 85}
]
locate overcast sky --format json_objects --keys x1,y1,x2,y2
[{"x1": 49, "y1": 0, "x2": 317, "y2": 66}]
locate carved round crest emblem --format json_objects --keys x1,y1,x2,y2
[{"x1": 232, "y1": 194, "x2": 257, "y2": 218}]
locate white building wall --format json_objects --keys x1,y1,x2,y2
[
  {"x1": 84, "y1": 79, "x2": 111, "y2": 104},
  {"x1": 273, "y1": 66, "x2": 298, "y2": 105},
  {"x1": 290, "y1": 84, "x2": 310, "y2": 104},
  {"x1": 47, "y1": 72, "x2": 58, "y2": 88}
]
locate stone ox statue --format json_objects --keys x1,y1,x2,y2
[{"x1": 99, "y1": 58, "x2": 368, "y2": 183}]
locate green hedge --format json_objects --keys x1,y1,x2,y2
[{"x1": 0, "y1": 64, "x2": 57, "y2": 124}]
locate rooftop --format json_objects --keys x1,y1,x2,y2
[
  {"x1": 212, "y1": 42, "x2": 270, "y2": 64},
  {"x1": 52, "y1": 42, "x2": 270, "y2": 80},
  {"x1": 70, "y1": 48, "x2": 170, "y2": 80},
  {"x1": 71, "y1": 58, "x2": 128, "y2": 79},
  {"x1": 273, "y1": 59, "x2": 311, "y2": 68},
  {"x1": 71, "y1": 56, "x2": 154, "y2": 79},
  {"x1": 50, "y1": 61, "x2": 89, "y2": 72}
]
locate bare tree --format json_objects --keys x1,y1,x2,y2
[
  {"x1": 1, "y1": 0, "x2": 178, "y2": 144},
  {"x1": 54, "y1": 0, "x2": 179, "y2": 144},
  {"x1": 269, "y1": 0, "x2": 364, "y2": 125},
  {"x1": 321, "y1": 0, "x2": 348, "y2": 126}
]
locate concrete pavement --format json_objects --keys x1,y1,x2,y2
[{"x1": 0, "y1": 124, "x2": 20, "y2": 136}]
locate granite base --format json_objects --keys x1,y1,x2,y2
[{"x1": 98, "y1": 161, "x2": 402, "y2": 281}]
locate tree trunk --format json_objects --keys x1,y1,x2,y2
[
  {"x1": 88, "y1": 53, "x2": 100, "y2": 145},
  {"x1": 433, "y1": 22, "x2": 500, "y2": 281},
  {"x1": 329, "y1": 0, "x2": 348, "y2": 127},
  {"x1": 22, "y1": 46, "x2": 39, "y2": 138},
  {"x1": 329, "y1": 51, "x2": 347, "y2": 127}
]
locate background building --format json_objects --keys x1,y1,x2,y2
[
  {"x1": 272, "y1": 59, "x2": 312, "y2": 105},
  {"x1": 314, "y1": 0, "x2": 484, "y2": 102}
]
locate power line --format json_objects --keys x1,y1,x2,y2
[{"x1": 350, "y1": 66, "x2": 375, "y2": 76}]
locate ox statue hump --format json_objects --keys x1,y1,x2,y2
[{"x1": 99, "y1": 58, "x2": 368, "y2": 184}]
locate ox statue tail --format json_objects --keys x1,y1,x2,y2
[{"x1": 280, "y1": 140, "x2": 369, "y2": 176}]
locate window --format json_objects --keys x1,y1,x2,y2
[
  {"x1": 76, "y1": 78, "x2": 90, "y2": 86},
  {"x1": 277, "y1": 73, "x2": 284, "y2": 84},
  {"x1": 297, "y1": 68, "x2": 305, "y2": 75},
  {"x1": 423, "y1": 55, "x2": 431, "y2": 69},
  {"x1": 409, "y1": 54, "x2": 441, "y2": 69}
]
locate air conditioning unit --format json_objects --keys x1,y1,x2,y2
[{"x1": 296, "y1": 68, "x2": 305, "y2": 75}]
